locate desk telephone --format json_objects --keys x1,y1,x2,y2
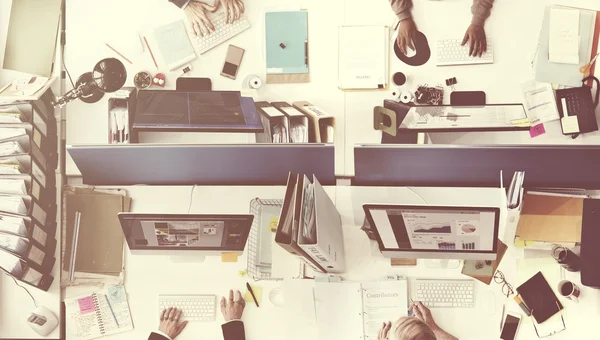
[{"x1": 556, "y1": 76, "x2": 600, "y2": 137}]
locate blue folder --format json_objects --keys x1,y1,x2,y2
[{"x1": 265, "y1": 11, "x2": 309, "y2": 75}]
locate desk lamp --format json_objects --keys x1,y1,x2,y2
[{"x1": 53, "y1": 58, "x2": 126, "y2": 107}]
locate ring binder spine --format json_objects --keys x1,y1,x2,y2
[{"x1": 92, "y1": 294, "x2": 106, "y2": 335}]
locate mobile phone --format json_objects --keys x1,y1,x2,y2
[
  {"x1": 176, "y1": 77, "x2": 212, "y2": 91},
  {"x1": 220, "y1": 45, "x2": 245, "y2": 80},
  {"x1": 500, "y1": 312, "x2": 522, "y2": 340}
]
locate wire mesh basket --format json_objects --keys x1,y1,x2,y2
[{"x1": 247, "y1": 198, "x2": 283, "y2": 281}]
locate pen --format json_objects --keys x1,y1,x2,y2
[
  {"x1": 105, "y1": 294, "x2": 119, "y2": 327},
  {"x1": 500, "y1": 304, "x2": 505, "y2": 331},
  {"x1": 246, "y1": 282, "x2": 259, "y2": 307},
  {"x1": 105, "y1": 43, "x2": 132, "y2": 65},
  {"x1": 144, "y1": 36, "x2": 159, "y2": 69}
]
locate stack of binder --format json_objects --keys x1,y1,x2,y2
[
  {"x1": 254, "y1": 101, "x2": 335, "y2": 143},
  {"x1": 0, "y1": 95, "x2": 58, "y2": 291},
  {"x1": 275, "y1": 172, "x2": 345, "y2": 274}
]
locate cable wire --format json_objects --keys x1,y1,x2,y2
[
  {"x1": 187, "y1": 185, "x2": 197, "y2": 213},
  {"x1": 7, "y1": 273, "x2": 38, "y2": 308},
  {"x1": 406, "y1": 187, "x2": 428, "y2": 205},
  {"x1": 61, "y1": 43, "x2": 75, "y2": 88}
]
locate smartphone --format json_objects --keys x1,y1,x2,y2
[
  {"x1": 450, "y1": 91, "x2": 486, "y2": 106},
  {"x1": 500, "y1": 312, "x2": 522, "y2": 340},
  {"x1": 220, "y1": 45, "x2": 245, "y2": 80}
]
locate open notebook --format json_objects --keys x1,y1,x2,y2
[
  {"x1": 315, "y1": 280, "x2": 408, "y2": 340},
  {"x1": 65, "y1": 286, "x2": 133, "y2": 340}
]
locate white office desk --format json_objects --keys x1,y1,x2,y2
[
  {"x1": 344, "y1": 0, "x2": 600, "y2": 176},
  {"x1": 64, "y1": 0, "x2": 346, "y2": 177}
]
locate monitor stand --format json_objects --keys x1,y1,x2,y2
[
  {"x1": 424, "y1": 259, "x2": 461, "y2": 269},
  {"x1": 170, "y1": 255, "x2": 206, "y2": 263}
]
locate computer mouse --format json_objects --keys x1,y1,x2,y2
[{"x1": 26, "y1": 306, "x2": 58, "y2": 336}]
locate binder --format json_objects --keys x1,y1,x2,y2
[
  {"x1": 0, "y1": 101, "x2": 56, "y2": 138},
  {"x1": 255, "y1": 101, "x2": 290, "y2": 143},
  {"x1": 296, "y1": 175, "x2": 345, "y2": 273},
  {"x1": 0, "y1": 248, "x2": 54, "y2": 291},
  {"x1": 0, "y1": 174, "x2": 55, "y2": 204},
  {"x1": 272, "y1": 102, "x2": 309, "y2": 143},
  {"x1": 0, "y1": 151, "x2": 54, "y2": 182},
  {"x1": 0, "y1": 212, "x2": 56, "y2": 251},
  {"x1": 0, "y1": 122, "x2": 57, "y2": 156},
  {"x1": 292, "y1": 101, "x2": 335, "y2": 143},
  {"x1": 0, "y1": 232, "x2": 55, "y2": 271},
  {"x1": 275, "y1": 173, "x2": 326, "y2": 273}
]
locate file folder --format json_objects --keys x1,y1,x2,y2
[
  {"x1": 265, "y1": 10, "x2": 309, "y2": 84},
  {"x1": 272, "y1": 102, "x2": 309, "y2": 143},
  {"x1": 0, "y1": 101, "x2": 56, "y2": 138},
  {"x1": 255, "y1": 101, "x2": 290, "y2": 143},
  {"x1": 0, "y1": 232, "x2": 55, "y2": 271},
  {"x1": 0, "y1": 248, "x2": 54, "y2": 291},
  {"x1": 275, "y1": 173, "x2": 326, "y2": 273},
  {"x1": 292, "y1": 101, "x2": 336, "y2": 143},
  {"x1": 0, "y1": 212, "x2": 56, "y2": 251}
]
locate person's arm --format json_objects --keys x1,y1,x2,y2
[
  {"x1": 149, "y1": 331, "x2": 171, "y2": 340},
  {"x1": 221, "y1": 320, "x2": 246, "y2": 340},
  {"x1": 169, "y1": 0, "x2": 191, "y2": 9},
  {"x1": 471, "y1": 0, "x2": 495, "y2": 26},
  {"x1": 389, "y1": 0, "x2": 414, "y2": 22}
]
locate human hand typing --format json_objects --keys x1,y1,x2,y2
[
  {"x1": 158, "y1": 308, "x2": 188, "y2": 339},
  {"x1": 461, "y1": 24, "x2": 487, "y2": 57}
]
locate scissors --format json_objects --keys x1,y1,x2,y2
[{"x1": 581, "y1": 52, "x2": 600, "y2": 78}]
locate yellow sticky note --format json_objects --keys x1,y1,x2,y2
[
  {"x1": 244, "y1": 285, "x2": 262, "y2": 304},
  {"x1": 221, "y1": 252, "x2": 239, "y2": 262},
  {"x1": 510, "y1": 118, "x2": 532, "y2": 127},
  {"x1": 268, "y1": 216, "x2": 279, "y2": 232},
  {"x1": 514, "y1": 237, "x2": 526, "y2": 248}
]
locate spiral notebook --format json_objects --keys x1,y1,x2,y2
[
  {"x1": 65, "y1": 286, "x2": 133, "y2": 340},
  {"x1": 314, "y1": 280, "x2": 408, "y2": 340}
]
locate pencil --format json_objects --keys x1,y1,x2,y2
[
  {"x1": 144, "y1": 36, "x2": 158, "y2": 69},
  {"x1": 105, "y1": 43, "x2": 132, "y2": 64}
]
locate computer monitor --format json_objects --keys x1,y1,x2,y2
[
  {"x1": 118, "y1": 213, "x2": 254, "y2": 260},
  {"x1": 363, "y1": 204, "x2": 499, "y2": 261}
]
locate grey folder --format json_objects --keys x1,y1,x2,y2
[{"x1": 3, "y1": 0, "x2": 62, "y2": 76}]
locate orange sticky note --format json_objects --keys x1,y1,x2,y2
[{"x1": 221, "y1": 252, "x2": 239, "y2": 262}]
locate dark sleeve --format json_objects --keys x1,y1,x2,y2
[
  {"x1": 149, "y1": 332, "x2": 169, "y2": 340},
  {"x1": 221, "y1": 321, "x2": 246, "y2": 340},
  {"x1": 169, "y1": 0, "x2": 190, "y2": 9},
  {"x1": 471, "y1": 0, "x2": 495, "y2": 26}
]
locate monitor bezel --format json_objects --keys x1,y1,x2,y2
[
  {"x1": 118, "y1": 213, "x2": 254, "y2": 252},
  {"x1": 363, "y1": 204, "x2": 500, "y2": 256}
]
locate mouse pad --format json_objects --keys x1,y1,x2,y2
[{"x1": 394, "y1": 31, "x2": 431, "y2": 66}]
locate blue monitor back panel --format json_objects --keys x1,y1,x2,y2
[
  {"x1": 68, "y1": 144, "x2": 335, "y2": 186},
  {"x1": 354, "y1": 144, "x2": 600, "y2": 189}
]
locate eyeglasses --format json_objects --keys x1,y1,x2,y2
[
  {"x1": 531, "y1": 302, "x2": 566, "y2": 338},
  {"x1": 493, "y1": 270, "x2": 514, "y2": 298}
]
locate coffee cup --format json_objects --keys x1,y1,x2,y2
[{"x1": 558, "y1": 280, "x2": 581, "y2": 303}]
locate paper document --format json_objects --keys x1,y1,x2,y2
[
  {"x1": 152, "y1": 20, "x2": 197, "y2": 70},
  {"x1": 401, "y1": 105, "x2": 528, "y2": 129},
  {"x1": 0, "y1": 141, "x2": 25, "y2": 157},
  {"x1": 0, "y1": 128, "x2": 27, "y2": 141},
  {"x1": 0, "y1": 179, "x2": 27, "y2": 195},
  {"x1": 549, "y1": 8, "x2": 580, "y2": 64},
  {"x1": 361, "y1": 281, "x2": 409, "y2": 338},
  {"x1": 521, "y1": 80, "x2": 560, "y2": 123},
  {"x1": 0, "y1": 196, "x2": 27, "y2": 215},
  {"x1": 0, "y1": 77, "x2": 49, "y2": 98},
  {"x1": 338, "y1": 26, "x2": 389, "y2": 89}
]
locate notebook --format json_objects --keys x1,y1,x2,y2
[
  {"x1": 265, "y1": 11, "x2": 309, "y2": 83},
  {"x1": 315, "y1": 280, "x2": 408, "y2": 340},
  {"x1": 151, "y1": 20, "x2": 197, "y2": 71},
  {"x1": 65, "y1": 286, "x2": 133, "y2": 340},
  {"x1": 516, "y1": 271, "x2": 563, "y2": 324},
  {"x1": 338, "y1": 26, "x2": 389, "y2": 90}
]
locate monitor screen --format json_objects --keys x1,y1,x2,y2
[
  {"x1": 119, "y1": 214, "x2": 253, "y2": 252},
  {"x1": 364, "y1": 205, "x2": 499, "y2": 254}
]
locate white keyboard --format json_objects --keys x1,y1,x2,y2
[
  {"x1": 413, "y1": 279, "x2": 475, "y2": 308},
  {"x1": 192, "y1": 12, "x2": 251, "y2": 54},
  {"x1": 158, "y1": 294, "x2": 217, "y2": 321},
  {"x1": 436, "y1": 39, "x2": 493, "y2": 66}
]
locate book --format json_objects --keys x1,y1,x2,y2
[
  {"x1": 516, "y1": 271, "x2": 563, "y2": 324},
  {"x1": 314, "y1": 280, "x2": 408, "y2": 340},
  {"x1": 65, "y1": 286, "x2": 133, "y2": 340}
]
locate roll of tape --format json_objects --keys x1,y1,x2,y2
[
  {"x1": 400, "y1": 91, "x2": 413, "y2": 104},
  {"x1": 244, "y1": 75, "x2": 263, "y2": 89},
  {"x1": 390, "y1": 88, "x2": 402, "y2": 99}
]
